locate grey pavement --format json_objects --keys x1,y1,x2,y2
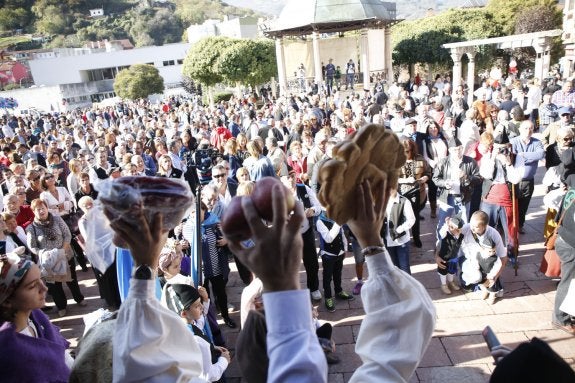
[{"x1": 54, "y1": 152, "x2": 575, "y2": 382}]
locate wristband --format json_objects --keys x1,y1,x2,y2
[
  {"x1": 134, "y1": 265, "x2": 154, "y2": 280},
  {"x1": 361, "y1": 245, "x2": 385, "y2": 256}
]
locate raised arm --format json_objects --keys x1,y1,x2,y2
[{"x1": 346, "y1": 180, "x2": 436, "y2": 383}]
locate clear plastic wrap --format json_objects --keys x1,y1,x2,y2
[{"x1": 96, "y1": 176, "x2": 194, "y2": 232}]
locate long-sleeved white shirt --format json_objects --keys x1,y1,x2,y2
[
  {"x1": 115, "y1": 251, "x2": 436, "y2": 383},
  {"x1": 384, "y1": 194, "x2": 416, "y2": 247}
]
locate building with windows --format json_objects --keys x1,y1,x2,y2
[
  {"x1": 563, "y1": 0, "x2": 575, "y2": 77},
  {"x1": 187, "y1": 16, "x2": 260, "y2": 44},
  {"x1": 27, "y1": 42, "x2": 191, "y2": 108}
]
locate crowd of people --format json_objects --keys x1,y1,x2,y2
[{"x1": 0, "y1": 67, "x2": 574, "y2": 381}]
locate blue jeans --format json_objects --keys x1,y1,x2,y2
[
  {"x1": 436, "y1": 195, "x2": 469, "y2": 240},
  {"x1": 387, "y1": 243, "x2": 411, "y2": 274}
]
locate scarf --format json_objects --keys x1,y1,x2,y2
[{"x1": 33, "y1": 214, "x2": 59, "y2": 242}]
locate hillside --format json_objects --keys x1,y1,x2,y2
[{"x1": 0, "y1": 0, "x2": 260, "y2": 49}]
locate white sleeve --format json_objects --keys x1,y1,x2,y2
[
  {"x1": 350, "y1": 250, "x2": 436, "y2": 383},
  {"x1": 113, "y1": 279, "x2": 205, "y2": 383},
  {"x1": 395, "y1": 199, "x2": 416, "y2": 234},
  {"x1": 305, "y1": 185, "x2": 324, "y2": 215},
  {"x1": 195, "y1": 336, "x2": 228, "y2": 382},
  {"x1": 316, "y1": 219, "x2": 341, "y2": 243},
  {"x1": 264, "y1": 290, "x2": 328, "y2": 383}
]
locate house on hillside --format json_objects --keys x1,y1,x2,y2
[
  {"x1": 0, "y1": 61, "x2": 29, "y2": 87},
  {"x1": 90, "y1": 8, "x2": 105, "y2": 18},
  {"x1": 187, "y1": 16, "x2": 260, "y2": 44}
]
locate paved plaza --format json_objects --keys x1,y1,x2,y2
[{"x1": 52, "y1": 152, "x2": 574, "y2": 382}]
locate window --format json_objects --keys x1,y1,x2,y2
[
  {"x1": 163, "y1": 60, "x2": 175, "y2": 66},
  {"x1": 177, "y1": 59, "x2": 184, "y2": 65}
]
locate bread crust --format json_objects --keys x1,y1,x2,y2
[{"x1": 317, "y1": 124, "x2": 406, "y2": 224}]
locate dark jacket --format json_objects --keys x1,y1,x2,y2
[{"x1": 432, "y1": 155, "x2": 481, "y2": 204}]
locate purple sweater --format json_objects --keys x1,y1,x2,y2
[{"x1": 0, "y1": 309, "x2": 70, "y2": 382}]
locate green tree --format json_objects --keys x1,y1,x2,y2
[
  {"x1": 511, "y1": 3, "x2": 564, "y2": 73},
  {"x1": 0, "y1": 7, "x2": 29, "y2": 31},
  {"x1": 514, "y1": 4, "x2": 563, "y2": 34},
  {"x1": 486, "y1": 0, "x2": 559, "y2": 36},
  {"x1": 215, "y1": 39, "x2": 277, "y2": 86},
  {"x1": 113, "y1": 64, "x2": 164, "y2": 100},
  {"x1": 183, "y1": 36, "x2": 229, "y2": 87},
  {"x1": 392, "y1": 9, "x2": 501, "y2": 67}
]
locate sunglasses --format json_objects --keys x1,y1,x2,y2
[{"x1": 212, "y1": 174, "x2": 225, "y2": 179}]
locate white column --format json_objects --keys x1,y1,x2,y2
[
  {"x1": 384, "y1": 28, "x2": 392, "y2": 81},
  {"x1": 312, "y1": 31, "x2": 323, "y2": 87},
  {"x1": 450, "y1": 49, "x2": 462, "y2": 92},
  {"x1": 275, "y1": 37, "x2": 288, "y2": 96},
  {"x1": 534, "y1": 42, "x2": 545, "y2": 83},
  {"x1": 466, "y1": 51, "x2": 476, "y2": 106},
  {"x1": 361, "y1": 29, "x2": 370, "y2": 90},
  {"x1": 542, "y1": 41, "x2": 552, "y2": 80}
]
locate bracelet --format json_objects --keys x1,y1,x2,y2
[{"x1": 361, "y1": 245, "x2": 385, "y2": 256}]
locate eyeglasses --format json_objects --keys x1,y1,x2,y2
[
  {"x1": 31, "y1": 177, "x2": 40, "y2": 181},
  {"x1": 212, "y1": 174, "x2": 225, "y2": 179},
  {"x1": 44, "y1": 176, "x2": 54, "y2": 180}
]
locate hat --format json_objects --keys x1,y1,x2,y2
[
  {"x1": 449, "y1": 215, "x2": 464, "y2": 229},
  {"x1": 0, "y1": 253, "x2": 33, "y2": 305},
  {"x1": 558, "y1": 107, "x2": 573, "y2": 116},
  {"x1": 158, "y1": 248, "x2": 181, "y2": 273},
  {"x1": 107, "y1": 167, "x2": 121, "y2": 176},
  {"x1": 448, "y1": 137, "x2": 463, "y2": 148},
  {"x1": 493, "y1": 128, "x2": 510, "y2": 145},
  {"x1": 491, "y1": 337, "x2": 575, "y2": 382},
  {"x1": 171, "y1": 284, "x2": 201, "y2": 310},
  {"x1": 405, "y1": 118, "x2": 417, "y2": 125}
]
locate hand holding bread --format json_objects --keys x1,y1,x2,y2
[{"x1": 317, "y1": 124, "x2": 406, "y2": 224}]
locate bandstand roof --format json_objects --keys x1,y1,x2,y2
[{"x1": 263, "y1": 0, "x2": 397, "y2": 38}]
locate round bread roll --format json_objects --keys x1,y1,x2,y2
[{"x1": 317, "y1": 124, "x2": 406, "y2": 224}]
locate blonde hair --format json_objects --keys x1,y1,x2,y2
[{"x1": 237, "y1": 181, "x2": 255, "y2": 196}]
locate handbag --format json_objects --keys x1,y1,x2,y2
[
  {"x1": 540, "y1": 248, "x2": 561, "y2": 277},
  {"x1": 62, "y1": 209, "x2": 82, "y2": 234},
  {"x1": 540, "y1": 197, "x2": 574, "y2": 277}
]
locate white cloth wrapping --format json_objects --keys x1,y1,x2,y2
[
  {"x1": 82, "y1": 207, "x2": 116, "y2": 274},
  {"x1": 39, "y1": 248, "x2": 68, "y2": 278}
]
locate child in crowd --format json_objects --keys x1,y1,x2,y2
[
  {"x1": 435, "y1": 215, "x2": 464, "y2": 295},
  {"x1": 383, "y1": 188, "x2": 416, "y2": 274},
  {"x1": 171, "y1": 284, "x2": 231, "y2": 382},
  {"x1": 461, "y1": 236, "x2": 504, "y2": 304},
  {"x1": 316, "y1": 209, "x2": 354, "y2": 313},
  {"x1": 158, "y1": 243, "x2": 225, "y2": 347}
]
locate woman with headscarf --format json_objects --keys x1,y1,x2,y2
[{"x1": 0, "y1": 253, "x2": 73, "y2": 381}]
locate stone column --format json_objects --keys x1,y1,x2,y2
[
  {"x1": 312, "y1": 30, "x2": 323, "y2": 87},
  {"x1": 275, "y1": 37, "x2": 288, "y2": 96},
  {"x1": 466, "y1": 51, "x2": 476, "y2": 106},
  {"x1": 450, "y1": 49, "x2": 462, "y2": 92},
  {"x1": 361, "y1": 29, "x2": 370, "y2": 90},
  {"x1": 384, "y1": 27, "x2": 392, "y2": 81},
  {"x1": 534, "y1": 40, "x2": 546, "y2": 82}
]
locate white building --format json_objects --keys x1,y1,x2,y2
[
  {"x1": 27, "y1": 42, "x2": 191, "y2": 108},
  {"x1": 563, "y1": 0, "x2": 575, "y2": 77},
  {"x1": 89, "y1": 8, "x2": 104, "y2": 18},
  {"x1": 187, "y1": 16, "x2": 259, "y2": 44}
]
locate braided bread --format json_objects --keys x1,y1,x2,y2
[{"x1": 317, "y1": 124, "x2": 406, "y2": 224}]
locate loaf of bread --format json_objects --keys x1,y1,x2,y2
[{"x1": 317, "y1": 124, "x2": 406, "y2": 224}]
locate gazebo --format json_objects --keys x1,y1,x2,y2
[{"x1": 263, "y1": 0, "x2": 398, "y2": 95}]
